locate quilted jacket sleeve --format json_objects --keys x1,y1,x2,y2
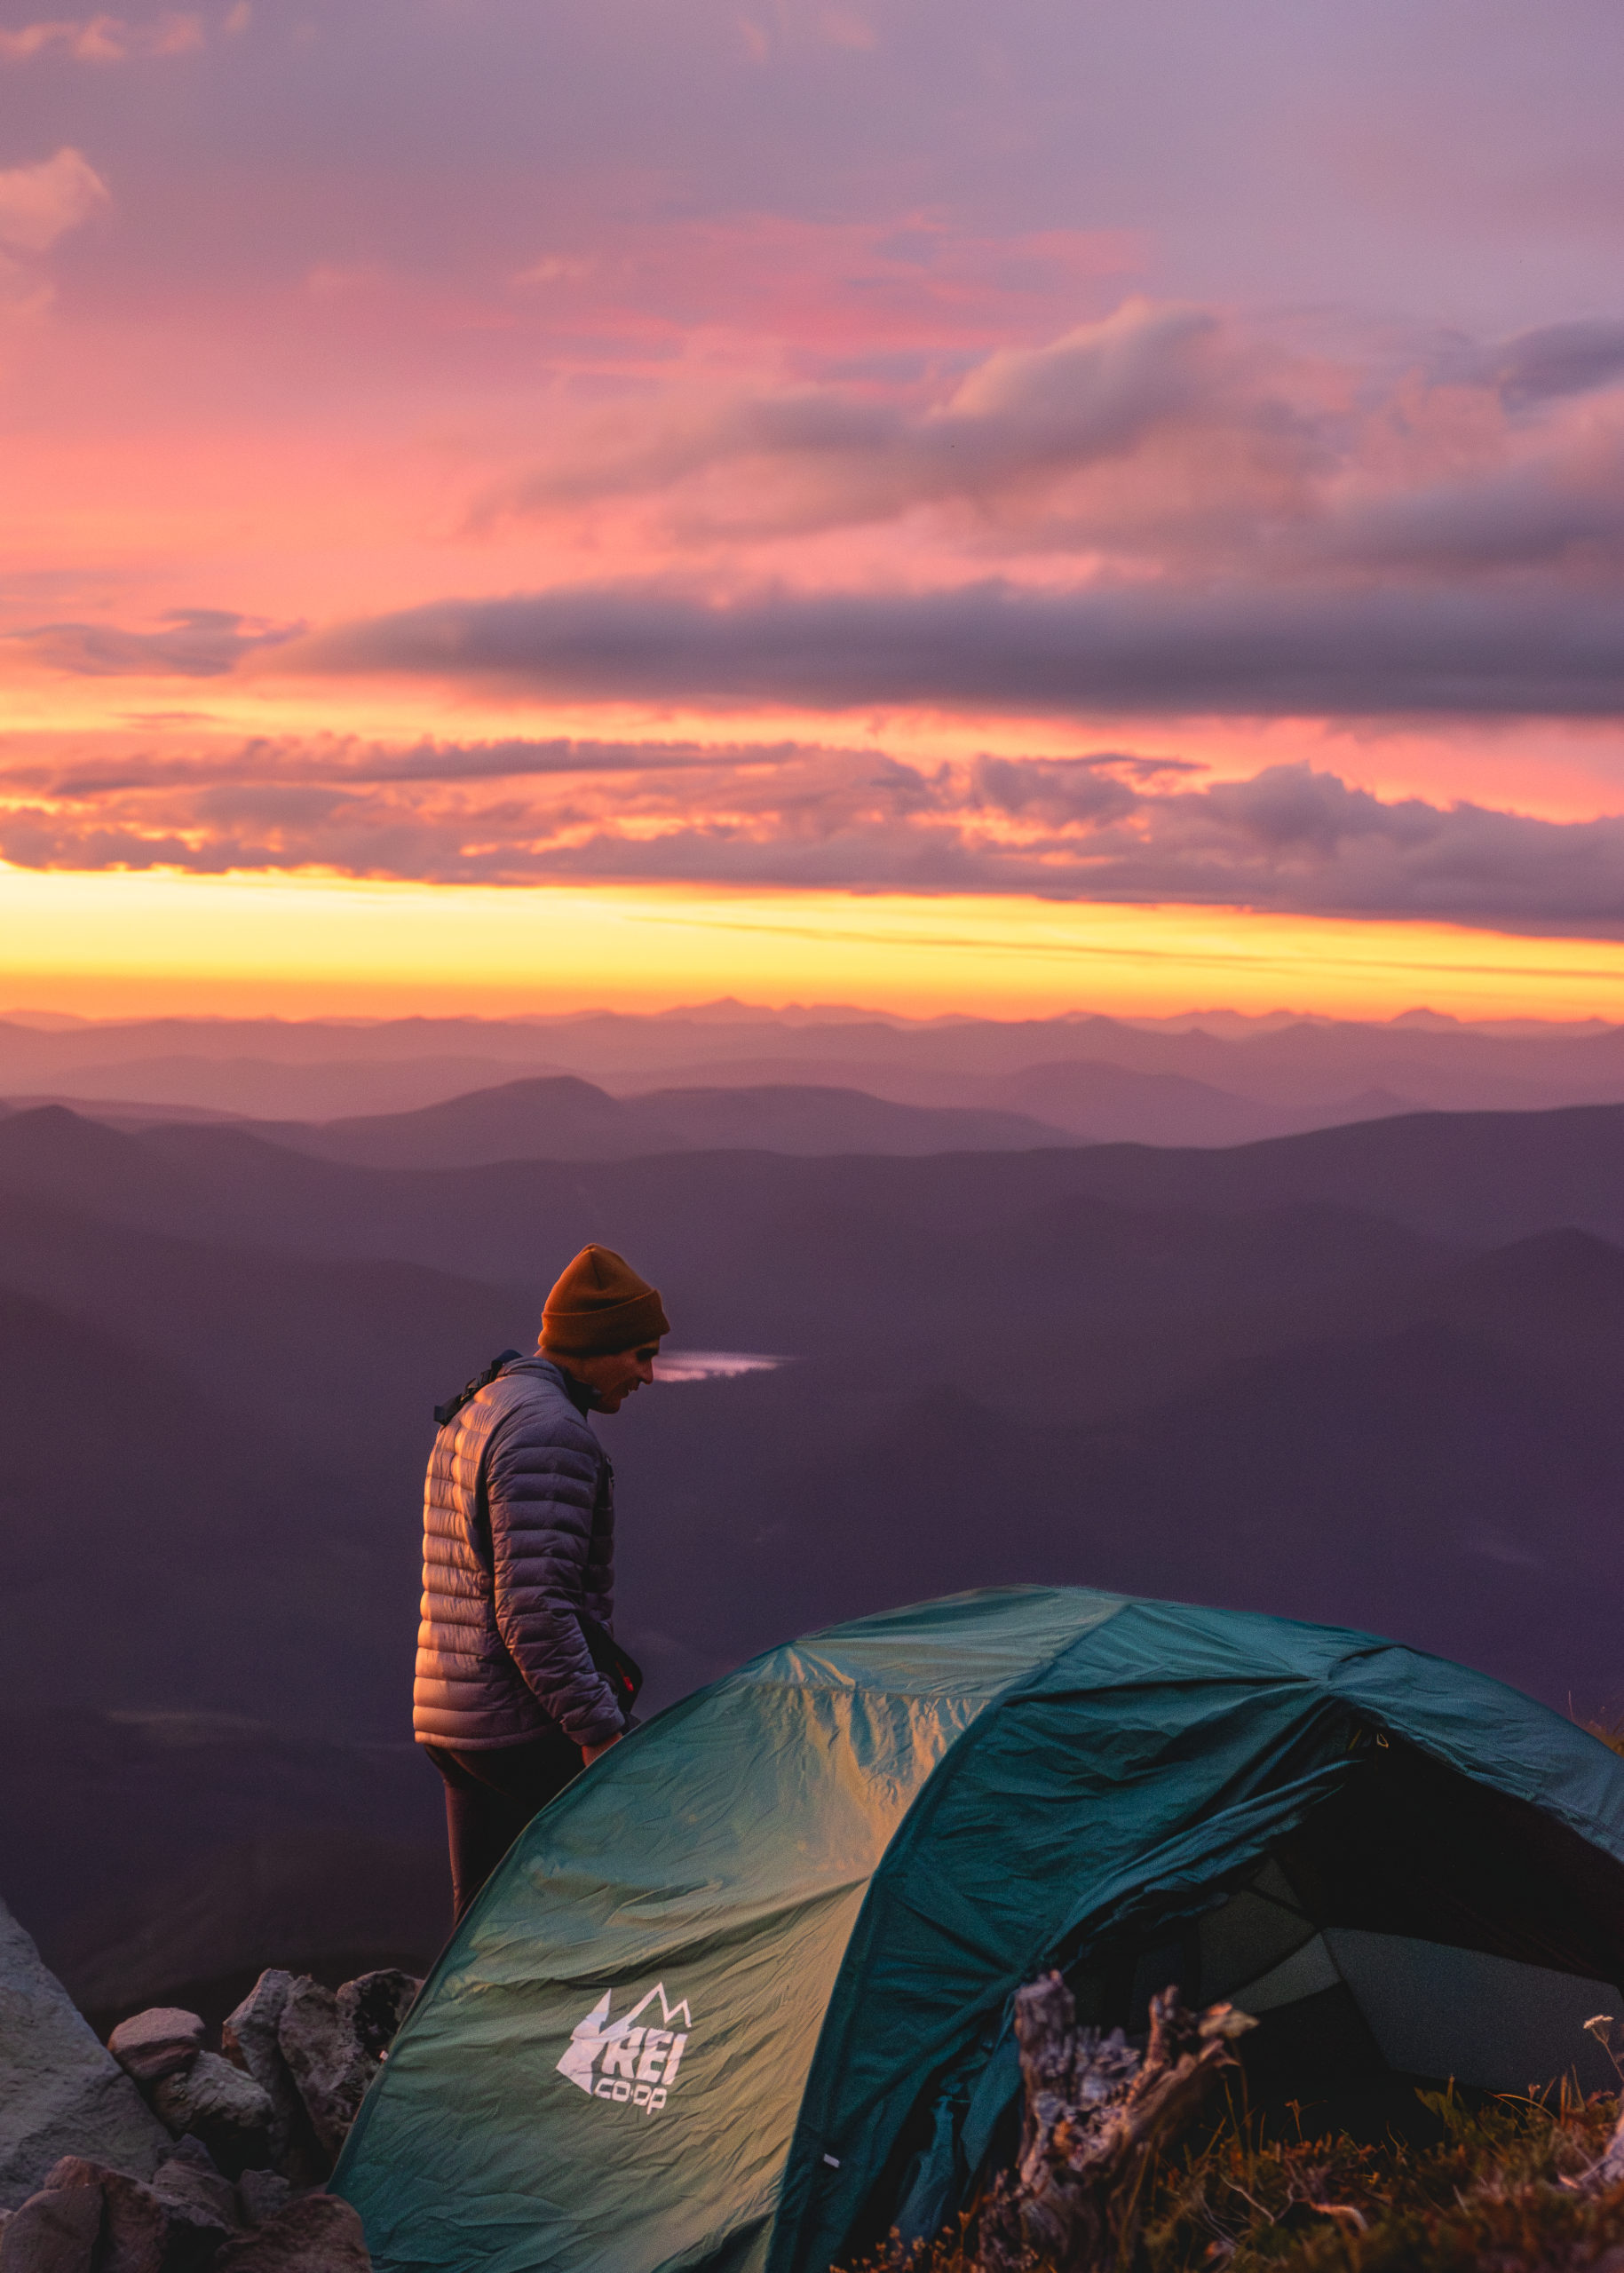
[{"x1": 486, "y1": 1408, "x2": 623, "y2": 1748}]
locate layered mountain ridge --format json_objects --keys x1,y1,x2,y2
[{"x1": 4, "y1": 1087, "x2": 1622, "y2": 2021}]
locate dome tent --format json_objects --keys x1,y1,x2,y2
[{"x1": 334, "y1": 1588, "x2": 1624, "y2": 2273}]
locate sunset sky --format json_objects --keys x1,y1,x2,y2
[{"x1": 7, "y1": 0, "x2": 1624, "y2": 1018}]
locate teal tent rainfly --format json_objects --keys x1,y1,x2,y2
[{"x1": 333, "y1": 1588, "x2": 1624, "y2": 2273}]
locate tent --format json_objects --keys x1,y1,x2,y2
[{"x1": 333, "y1": 1588, "x2": 1624, "y2": 2273}]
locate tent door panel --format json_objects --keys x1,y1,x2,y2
[
  {"x1": 1324, "y1": 1929, "x2": 1620, "y2": 2095},
  {"x1": 1198, "y1": 1876, "x2": 1318, "y2": 2002},
  {"x1": 1227, "y1": 1930, "x2": 1339, "y2": 2014}
]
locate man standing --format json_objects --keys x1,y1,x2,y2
[{"x1": 414, "y1": 1243, "x2": 669, "y2": 1921}]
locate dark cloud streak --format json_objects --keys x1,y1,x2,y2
[
  {"x1": 285, "y1": 579, "x2": 1624, "y2": 720},
  {"x1": 1489, "y1": 319, "x2": 1624, "y2": 408}
]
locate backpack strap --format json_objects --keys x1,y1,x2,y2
[{"x1": 432, "y1": 1349, "x2": 523, "y2": 1429}]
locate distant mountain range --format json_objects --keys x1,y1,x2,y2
[
  {"x1": 238, "y1": 1076, "x2": 1075, "y2": 1167},
  {"x1": 4, "y1": 1092, "x2": 1624, "y2": 2021},
  {"x1": 7, "y1": 1003, "x2": 1624, "y2": 1143}
]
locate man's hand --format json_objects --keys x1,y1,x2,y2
[{"x1": 582, "y1": 1733, "x2": 622, "y2": 1767}]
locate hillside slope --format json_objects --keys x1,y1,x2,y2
[
  {"x1": 5, "y1": 1099, "x2": 1624, "y2": 2018},
  {"x1": 244, "y1": 1074, "x2": 1073, "y2": 1168}
]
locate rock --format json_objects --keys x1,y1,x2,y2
[
  {"x1": 0, "y1": 2183, "x2": 101, "y2": 2273},
  {"x1": 221, "y1": 1977, "x2": 310, "y2": 2181},
  {"x1": 221, "y1": 1977, "x2": 292, "y2": 2101},
  {"x1": 107, "y1": 2012, "x2": 205, "y2": 2087},
  {"x1": 0, "y1": 1897, "x2": 170, "y2": 2209},
  {"x1": 44, "y1": 2151, "x2": 241, "y2": 2273},
  {"x1": 234, "y1": 2176, "x2": 291, "y2": 2232},
  {"x1": 151, "y1": 2154, "x2": 242, "y2": 2235},
  {"x1": 44, "y1": 2159, "x2": 166, "y2": 2273},
  {"x1": 151, "y1": 2059, "x2": 273, "y2": 2181},
  {"x1": 333, "y1": 1977, "x2": 417, "y2": 2067},
  {"x1": 211, "y1": 2198, "x2": 369, "y2": 2273},
  {"x1": 163, "y1": 2141, "x2": 218, "y2": 2174},
  {"x1": 274, "y1": 1988, "x2": 371, "y2": 2167}
]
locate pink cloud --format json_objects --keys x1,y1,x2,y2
[
  {"x1": 7, "y1": 0, "x2": 1624, "y2": 961},
  {"x1": 5, "y1": 727, "x2": 1624, "y2": 942},
  {"x1": 0, "y1": 147, "x2": 109, "y2": 252},
  {"x1": 492, "y1": 214, "x2": 1144, "y2": 376},
  {"x1": 473, "y1": 298, "x2": 1324, "y2": 553},
  {"x1": 0, "y1": 12, "x2": 202, "y2": 62},
  {"x1": 460, "y1": 298, "x2": 1624, "y2": 589},
  {"x1": 6, "y1": 607, "x2": 299, "y2": 675}
]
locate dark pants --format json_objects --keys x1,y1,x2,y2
[{"x1": 424, "y1": 1730, "x2": 583, "y2": 1924}]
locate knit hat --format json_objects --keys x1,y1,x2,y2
[{"x1": 540, "y1": 1245, "x2": 670, "y2": 1357}]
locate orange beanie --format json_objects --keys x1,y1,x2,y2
[{"x1": 541, "y1": 1245, "x2": 670, "y2": 1357}]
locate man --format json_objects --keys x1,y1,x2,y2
[{"x1": 413, "y1": 1243, "x2": 669, "y2": 1921}]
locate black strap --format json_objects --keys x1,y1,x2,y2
[{"x1": 433, "y1": 1349, "x2": 523, "y2": 1429}]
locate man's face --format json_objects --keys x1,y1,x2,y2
[{"x1": 568, "y1": 1342, "x2": 661, "y2": 1414}]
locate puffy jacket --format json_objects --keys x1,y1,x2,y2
[{"x1": 413, "y1": 1354, "x2": 624, "y2": 1751}]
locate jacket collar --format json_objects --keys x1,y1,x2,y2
[{"x1": 524, "y1": 1350, "x2": 604, "y2": 1414}]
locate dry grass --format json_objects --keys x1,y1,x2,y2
[
  {"x1": 1139, "y1": 2082, "x2": 1624, "y2": 2270},
  {"x1": 858, "y1": 2086, "x2": 1624, "y2": 2273}
]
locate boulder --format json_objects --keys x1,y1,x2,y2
[
  {"x1": 44, "y1": 2158, "x2": 166, "y2": 2273},
  {"x1": 159, "y1": 2142, "x2": 217, "y2": 2175},
  {"x1": 221, "y1": 1979, "x2": 308, "y2": 2181},
  {"x1": 0, "y1": 2182, "x2": 101, "y2": 2273},
  {"x1": 273, "y1": 1990, "x2": 371, "y2": 2168},
  {"x1": 42, "y1": 2149, "x2": 243, "y2": 2273},
  {"x1": 150, "y1": 2154, "x2": 243, "y2": 2246},
  {"x1": 150, "y1": 2061, "x2": 273, "y2": 2181},
  {"x1": 232, "y1": 2176, "x2": 290, "y2": 2233},
  {"x1": 332, "y1": 1977, "x2": 417, "y2": 2068},
  {"x1": 211, "y1": 2198, "x2": 369, "y2": 2273},
  {"x1": 107, "y1": 2013, "x2": 205, "y2": 2088},
  {"x1": 220, "y1": 1977, "x2": 291, "y2": 2103},
  {"x1": 0, "y1": 1898, "x2": 170, "y2": 2208}
]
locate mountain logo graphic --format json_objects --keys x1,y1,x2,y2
[{"x1": 557, "y1": 1983, "x2": 693, "y2": 2114}]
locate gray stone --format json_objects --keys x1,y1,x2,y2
[
  {"x1": 273, "y1": 1989, "x2": 371, "y2": 2168},
  {"x1": 164, "y1": 2140, "x2": 218, "y2": 2174},
  {"x1": 211, "y1": 2198, "x2": 370, "y2": 2273},
  {"x1": 44, "y1": 2159, "x2": 165, "y2": 2273},
  {"x1": 332, "y1": 1977, "x2": 417, "y2": 2067},
  {"x1": 221, "y1": 1978, "x2": 308, "y2": 2180},
  {"x1": 0, "y1": 2184, "x2": 101, "y2": 2273},
  {"x1": 151, "y1": 2155, "x2": 242, "y2": 2233},
  {"x1": 220, "y1": 1977, "x2": 291, "y2": 2100},
  {"x1": 107, "y1": 2011, "x2": 205, "y2": 2087},
  {"x1": 0, "y1": 1898, "x2": 170, "y2": 2209},
  {"x1": 233, "y1": 2175, "x2": 290, "y2": 2232},
  {"x1": 46, "y1": 2150, "x2": 240, "y2": 2273},
  {"x1": 151, "y1": 2060, "x2": 273, "y2": 2181}
]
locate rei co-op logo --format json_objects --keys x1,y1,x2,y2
[{"x1": 557, "y1": 1983, "x2": 692, "y2": 2115}]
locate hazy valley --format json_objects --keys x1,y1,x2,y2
[{"x1": 5, "y1": 1009, "x2": 1624, "y2": 2028}]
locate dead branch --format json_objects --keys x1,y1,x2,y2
[{"x1": 972, "y1": 1971, "x2": 1256, "y2": 2271}]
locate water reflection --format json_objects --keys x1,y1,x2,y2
[{"x1": 655, "y1": 1350, "x2": 788, "y2": 1384}]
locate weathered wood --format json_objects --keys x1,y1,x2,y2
[{"x1": 972, "y1": 1971, "x2": 1256, "y2": 2271}]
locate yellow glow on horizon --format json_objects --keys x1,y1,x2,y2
[{"x1": 5, "y1": 863, "x2": 1624, "y2": 1023}]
